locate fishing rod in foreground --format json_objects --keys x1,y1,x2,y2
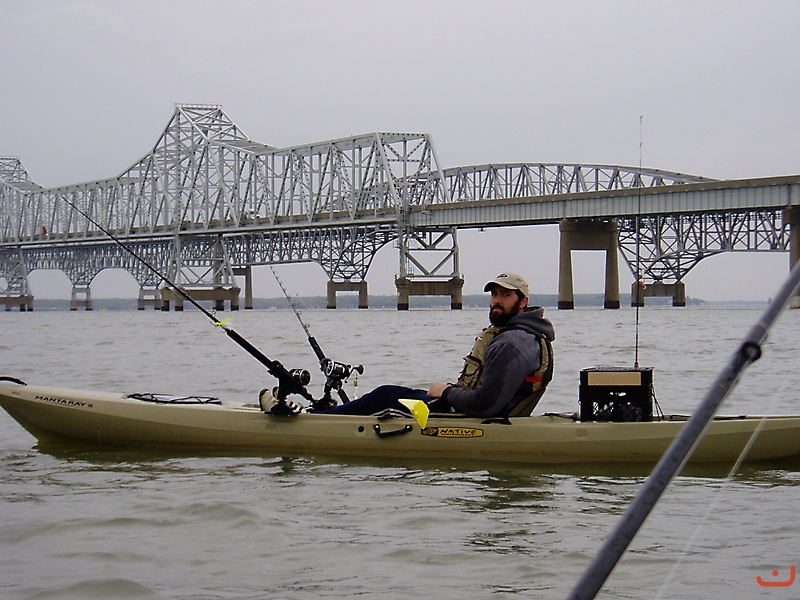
[
  {"x1": 53, "y1": 197, "x2": 318, "y2": 413},
  {"x1": 567, "y1": 259, "x2": 800, "y2": 600}
]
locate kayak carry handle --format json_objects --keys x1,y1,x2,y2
[{"x1": 373, "y1": 423, "x2": 413, "y2": 438}]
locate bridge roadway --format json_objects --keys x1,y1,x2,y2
[
  {"x1": 1, "y1": 105, "x2": 799, "y2": 310},
  {"x1": 413, "y1": 173, "x2": 800, "y2": 308},
  {"x1": 416, "y1": 173, "x2": 800, "y2": 226}
]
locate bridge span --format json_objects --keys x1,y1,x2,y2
[{"x1": 1, "y1": 104, "x2": 798, "y2": 310}]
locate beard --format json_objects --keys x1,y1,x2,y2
[{"x1": 489, "y1": 298, "x2": 525, "y2": 326}]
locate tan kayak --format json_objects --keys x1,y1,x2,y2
[{"x1": 2, "y1": 379, "x2": 800, "y2": 465}]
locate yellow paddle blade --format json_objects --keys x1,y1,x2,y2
[{"x1": 399, "y1": 399, "x2": 429, "y2": 428}]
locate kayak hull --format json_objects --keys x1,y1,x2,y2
[{"x1": 2, "y1": 382, "x2": 800, "y2": 465}]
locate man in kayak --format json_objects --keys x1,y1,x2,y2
[{"x1": 317, "y1": 272, "x2": 555, "y2": 418}]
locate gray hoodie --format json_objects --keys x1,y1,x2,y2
[{"x1": 441, "y1": 306, "x2": 556, "y2": 418}]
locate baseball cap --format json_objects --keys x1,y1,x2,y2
[{"x1": 483, "y1": 272, "x2": 529, "y2": 298}]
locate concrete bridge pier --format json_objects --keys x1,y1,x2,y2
[
  {"x1": 160, "y1": 286, "x2": 241, "y2": 311},
  {"x1": 395, "y1": 276, "x2": 464, "y2": 310},
  {"x1": 137, "y1": 286, "x2": 163, "y2": 310},
  {"x1": 2, "y1": 295, "x2": 34, "y2": 311},
  {"x1": 631, "y1": 280, "x2": 687, "y2": 307},
  {"x1": 70, "y1": 286, "x2": 93, "y2": 311},
  {"x1": 558, "y1": 219, "x2": 620, "y2": 309},
  {"x1": 327, "y1": 280, "x2": 368, "y2": 309},
  {"x1": 233, "y1": 266, "x2": 254, "y2": 309},
  {"x1": 786, "y1": 207, "x2": 800, "y2": 309}
]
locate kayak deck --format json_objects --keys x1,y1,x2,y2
[{"x1": 2, "y1": 382, "x2": 800, "y2": 465}]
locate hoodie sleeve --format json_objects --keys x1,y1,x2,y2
[{"x1": 441, "y1": 329, "x2": 540, "y2": 418}]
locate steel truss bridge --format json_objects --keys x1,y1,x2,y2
[{"x1": 1, "y1": 104, "x2": 799, "y2": 310}]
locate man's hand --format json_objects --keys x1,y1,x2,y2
[{"x1": 427, "y1": 382, "x2": 452, "y2": 398}]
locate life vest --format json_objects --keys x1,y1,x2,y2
[
  {"x1": 457, "y1": 326, "x2": 500, "y2": 391},
  {"x1": 456, "y1": 323, "x2": 554, "y2": 417}
]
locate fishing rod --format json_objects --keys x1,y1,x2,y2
[
  {"x1": 52, "y1": 196, "x2": 315, "y2": 413},
  {"x1": 567, "y1": 259, "x2": 800, "y2": 600},
  {"x1": 269, "y1": 264, "x2": 363, "y2": 411}
]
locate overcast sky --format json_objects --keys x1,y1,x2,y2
[{"x1": 3, "y1": 0, "x2": 799, "y2": 302}]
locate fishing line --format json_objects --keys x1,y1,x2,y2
[
  {"x1": 567, "y1": 259, "x2": 800, "y2": 600},
  {"x1": 653, "y1": 372, "x2": 788, "y2": 599},
  {"x1": 50, "y1": 194, "x2": 315, "y2": 408},
  {"x1": 269, "y1": 264, "x2": 314, "y2": 341},
  {"x1": 654, "y1": 343, "x2": 795, "y2": 597},
  {"x1": 653, "y1": 420, "x2": 775, "y2": 599}
]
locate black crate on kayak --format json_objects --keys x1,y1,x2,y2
[{"x1": 579, "y1": 367, "x2": 654, "y2": 422}]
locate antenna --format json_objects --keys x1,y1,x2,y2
[{"x1": 634, "y1": 116, "x2": 643, "y2": 368}]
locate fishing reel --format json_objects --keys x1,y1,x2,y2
[
  {"x1": 267, "y1": 269, "x2": 366, "y2": 412},
  {"x1": 322, "y1": 359, "x2": 363, "y2": 381},
  {"x1": 289, "y1": 368, "x2": 311, "y2": 387},
  {"x1": 309, "y1": 358, "x2": 364, "y2": 411},
  {"x1": 265, "y1": 366, "x2": 315, "y2": 415}
]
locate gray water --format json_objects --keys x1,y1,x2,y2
[{"x1": 1, "y1": 305, "x2": 800, "y2": 599}]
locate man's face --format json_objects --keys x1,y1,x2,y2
[{"x1": 488, "y1": 286, "x2": 528, "y2": 326}]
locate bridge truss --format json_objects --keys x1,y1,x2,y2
[
  {"x1": 0, "y1": 105, "x2": 453, "y2": 305},
  {"x1": 444, "y1": 162, "x2": 713, "y2": 199},
  {"x1": 1, "y1": 105, "x2": 794, "y2": 308},
  {"x1": 617, "y1": 210, "x2": 789, "y2": 283}
]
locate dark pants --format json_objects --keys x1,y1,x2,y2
[{"x1": 316, "y1": 385, "x2": 432, "y2": 415}]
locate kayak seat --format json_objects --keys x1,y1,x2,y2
[{"x1": 506, "y1": 388, "x2": 546, "y2": 418}]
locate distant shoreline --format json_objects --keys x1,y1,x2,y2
[{"x1": 4, "y1": 294, "x2": 763, "y2": 312}]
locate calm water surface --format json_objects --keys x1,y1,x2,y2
[{"x1": 1, "y1": 305, "x2": 799, "y2": 599}]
